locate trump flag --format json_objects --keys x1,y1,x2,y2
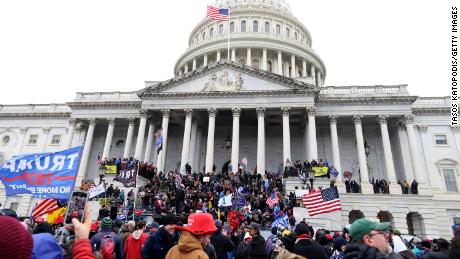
[{"x1": 0, "y1": 146, "x2": 83, "y2": 199}]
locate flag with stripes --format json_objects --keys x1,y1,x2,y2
[
  {"x1": 241, "y1": 157, "x2": 248, "y2": 166},
  {"x1": 266, "y1": 192, "x2": 279, "y2": 208},
  {"x1": 32, "y1": 199, "x2": 59, "y2": 221},
  {"x1": 303, "y1": 186, "x2": 341, "y2": 216},
  {"x1": 207, "y1": 6, "x2": 229, "y2": 21}
]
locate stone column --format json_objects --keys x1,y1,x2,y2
[
  {"x1": 379, "y1": 115, "x2": 400, "y2": 194},
  {"x1": 102, "y1": 118, "x2": 115, "y2": 159},
  {"x1": 123, "y1": 118, "x2": 135, "y2": 158},
  {"x1": 353, "y1": 115, "x2": 372, "y2": 193},
  {"x1": 185, "y1": 63, "x2": 189, "y2": 73},
  {"x1": 317, "y1": 71, "x2": 322, "y2": 87},
  {"x1": 134, "y1": 112, "x2": 147, "y2": 160},
  {"x1": 404, "y1": 115, "x2": 428, "y2": 193},
  {"x1": 203, "y1": 54, "x2": 208, "y2": 67},
  {"x1": 158, "y1": 109, "x2": 170, "y2": 172},
  {"x1": 329, "y1": 115, "x2": 342, "y2": 175},
  {"x1": 188, "y1": 122, "x2": 198, "y2": 170},
  {"x1": 291, "y1": 55, "x2": 296, "y2": 77},
  {"x1": 262, "y1": 48, "x2": 267, "y2": 70},
  {"x1": 302, "y1": 59, "x2": 307, "y2": 78},
  {"x1": 246, "y1": 48, "x2": 252, "y2": 66},
  {"x1": 311, "y1": 66, "x2": 316, "y2": 86},
  {"x1": 257, "y1": 107, "x2": 266, "y2": 175},
  {"x1": 307, "y1": 107, "x2": 318, "y2": 161},
  {"x1": 144, "y1": 119, "x2": 155, "y2": 162},
  {"x1": 231, "y1": 49, "x2": 236, "y2": 62},
  {"x1": 205, "y1": 108, "x2": 217, "y2": 173},
  {"x1": 192, "y1": 58, "x2": 197, "y2": 71},
  {"x1": 282, "y1": 107, "x2": 291, "y2": 166},
  {"x1": 217, "y1": 50, "x2": 221, "y2": 62},
  {"x1": 180, "y1": 109, "x2": 193, "y2": 174},
  {"x1": 41, "y1": 127, "x2": 51, "y2": 152},
  {"x1": 278, "y1": 51, "x2": 283, "y2": 75},
  {"x1": 78, "y1": 118, "x2": 96, "y2": 182},
  {"x1": 64, "y1": 119, "x2": 76, "y2": 148},
  {"x1": 231, "y1": 108, "x2": 241, "y2": 173},
  {"x1": 15, "y1": 127, "x2": 27, "y2": 155},
  {"x1": 194, "y1": 128, "x2": 203, "y2": 172}
]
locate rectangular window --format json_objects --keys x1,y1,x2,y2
[
  {"x1": 435, "y1": 134, "x2": 448, "y2": 145},
  {"x1": 9, "y1": 202, "x2": 18, "y2": 212},
  {"x1": 443, "y1": 168, "x2": 458, "y2": 192},
  {"x1": 28, "y1": 134, "x2": 38, "y2": 145},
  {"x1": 51, "y1": 134, "x2": 61, "y2": 145}
]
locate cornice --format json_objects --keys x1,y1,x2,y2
[
  {"x1": 141, "y1": 61, "x2": 319, "y2": 97},
  {"x1": 0, "y1": 112, "x2": 71, "y2": 119},
  {"x1": 412, "y1": 107, "x2": 450, "y2": 115},
  {"x1": 67, "y1": 101, "x2": 141, "y2": 109},
  {"x1": 318, "y1": 96, "x2": 418, "y2": 105},
  {"x1": 141, "y1": 89, "x2": 316, "y2": 99}
]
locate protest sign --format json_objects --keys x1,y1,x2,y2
[
  {"x1": 115, "y1": 168, "x2": 137, "y2": 187},
  {"x1": 0, "y1": 146, "x2": 82, "y2": 199},
  {"x1": 89, "y1": 184, "x2": 105, "y2": 198}
]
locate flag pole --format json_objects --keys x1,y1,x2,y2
[{"x1": 227, "y1": 9, "x2": 230, "y2": 61}]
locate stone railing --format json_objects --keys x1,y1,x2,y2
[
  {"x1": 320, "y1": 85, "x2": 409, "y2": 96},
  {"x1": 413, "y1": 97, "x2": 450, "y2": 107},
  {"x1": 0, "y1": 104, "x2": 71, "y2": 113},
  {"x1": 74, "y1": 91, "x2": 141, "y2": 102}
]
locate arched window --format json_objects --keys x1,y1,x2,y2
[
  {"x1": 219, "y1": 24, "x2": 224, "y2": 35},
  {"x1": 294, "y1": 32, "x2": 298, "y2": 40},
  {"x1": 239, "y1": 58, "x2": 246, "y2": 65},
  {"x1": 265, "y1": 22, "x2": 270, "y2": 33},
  {"x1": 241, "y1": 20, "x2": 246, "y2": 32},
  {"x1": 252, "y1": 59, "x2": 259, "y2": 69},
  {"x1": 253, "y1": 21, "x2": 258, "y2": 32},
  {"x1": 286, "y1": 28, "x2": 290, "y2": 38},
  {"x1": 210, "y1": 27, "x2": 214, "y2": 37},
  {"x1": 267, "y1": 61, "x2": 272, "y2": 72},
  {"x1": 230, "y1": 22, "x2": 235, "y2": 33},
  {"x1": 276, "y1": 24, "x2": 281, "y2": 35},
  {"x1": 202, "y1": 31, "x2": 206, "y2": 40}
]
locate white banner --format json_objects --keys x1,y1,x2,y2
[{"x1": 89, "y1": 184, "x2": 106, "y2": 198}]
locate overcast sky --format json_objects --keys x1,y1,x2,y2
[{"x1": 0, "y1": 0, "x2": 453, "y2": 104}]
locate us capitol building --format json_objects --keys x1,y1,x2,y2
[{"x1": 0, "y1": 0, "x2": 458, "y2": 238}]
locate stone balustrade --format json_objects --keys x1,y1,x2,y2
[
  {"x1": 0, "y1": 104, "x2": 71, "y2": 113},
  {"x1": 413, "y1": 97, "x2": 450, "y2": 107},
  {"x1": 74, "y1": 91, "x2": 140, "y2": 102},
  {"x1": 320, "y1": 85, "x2": 409, "y2": 96}
]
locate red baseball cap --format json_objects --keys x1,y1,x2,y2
[{"x1": 175, "y1": 213, "x2": 217, "y2": 236}]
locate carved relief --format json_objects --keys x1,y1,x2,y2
[{"x1": 202, "y1": 71, "x2": 244, "y2": 92}]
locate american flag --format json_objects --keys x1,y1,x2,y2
[
  {"x1": 207, "y1": 6, "x2": 229, "y2": 21},
  {"x1": 32, "y1": 199, "x2": 59, "y2": 220},
  {"x1": 241, "y1": 157, "x2": 248, "y2": 166},
  {"x1": 303, "y1": 186, "x2": 341, "y2": 216},
  {"x1": 266, "y1": 192, "x2": 279, "y2": 208}
]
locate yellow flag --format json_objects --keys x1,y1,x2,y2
[
  {"x1": 312, "y1": 166, "x2": 329, "y2": 177},
  {"x1": 104, "y1": 165, "x2": 117, "y2": 174},
  {"x1": 47, "y1": 207, "x2": 66, "y2": 224}
]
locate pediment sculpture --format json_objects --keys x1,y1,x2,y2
[{"x1": 202, "y1": 71, "x2": 244, "y2": 92}]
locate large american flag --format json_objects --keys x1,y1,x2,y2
[
  {"x1": 303, "y1": 187, "x2": 341, "y2": 216},
  {"x1": 207, "y1": 6, "x2": 229, "y2": 21},
  {"x1": 32, "y1": 199, "x2": 59, "y2": 220},
  {"x1": 266, "y1": 192, "x2": 279, "y2": 208}
]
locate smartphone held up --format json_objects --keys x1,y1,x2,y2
[{"x1": 64, "y1": 190, "x2": 89, "y2": 225}]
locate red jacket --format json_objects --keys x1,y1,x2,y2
[
  {"x1": 72, "y1": 239, "x2": 94, "y2": 259},
  {"x1": 124, "y1": 231, "x2": 148, "y2": 259}
]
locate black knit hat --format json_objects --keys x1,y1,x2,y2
[
  {"x1": 163, "y1": 214, "x2": 176, "y2": 225},
  {"x1": 294, "y1": 223, "x2": 310, "y2": 236}
]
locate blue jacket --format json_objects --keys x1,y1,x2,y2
[
  {"x1": 141, "y1": 227, "x2": 180, "y2": 259},
  {"x1": 91, "y1": 230, "x2": 123, "y2": 259},
  {"x1": 31, "y1": 233, "x2": 64, "y2": 259}
]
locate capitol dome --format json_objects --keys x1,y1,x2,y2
[{"x1": 174, "y1": 0, "x2": 326, "y2": 86}]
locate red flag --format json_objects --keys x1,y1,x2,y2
[{"x1": 32, "y1": 199, "x2": 58, "y2": 220}]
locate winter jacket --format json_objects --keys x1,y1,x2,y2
[
  {"x1": 31, "y1": 233, "x2": 64, "y2": 259},
  {"x1": 165, "y1": 231, "x2": 209, "y2": 259},
  {"x1": 247, "y1": 234, "x2": 268, "y2": 259},
  {"x1": 141, "y1": 226, "x2": 180, "y2": 259},
  {"x1": 294, "y1": 238, "x2": 329, "y2": 259},
  {"x1": 91, "y1": 231, "x2": 123, "y2": 259},
  {"x1": 205, "y1": 243, "x2": 217, "y2": 259},
  {"x1": 120, "y1": 224, "x2": 133, "y2": 254},
  {"x1": 124, "y1": 230, "x2": 148, "y2": 259},
  {"x1": 344, "y1": 243, "x2": 388, "y2": 259},
  {"x1": 72, "y1": 239, "x2": 94, "y2": 259},
  {"x1": 210, "y1": 230, "x2": 234, "y2": 259},
  {"x1": 421, "y1": 249, "x2": 449, "y2": 259}
]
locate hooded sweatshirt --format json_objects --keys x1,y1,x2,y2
[
  {"x1": 165, "y1": 231, "x2": 209, "y2": 259},
  {"x1": 124, "y1": 229, "x2": 148, "y2": 259},
  {"x1": 31, "y1": 233, "x2": 64, "y2": 259}
]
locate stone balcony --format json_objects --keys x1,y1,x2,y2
[
  {"x1": 320, "y1": 85, "x2": 410, "y2": 97},
  {"x1": 74, "y1": 91, "x2": 141, "y2": 102},
  {"x1": 0, "y1": 104, "x2": 71, "y2": 118}
]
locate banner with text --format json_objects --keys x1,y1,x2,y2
[
  {"x1": 115, "y1": 168, "x2": 137, "y2": 187},
  {"x1": 0, "y1": 146, "x2": 83, "y2": 199}
]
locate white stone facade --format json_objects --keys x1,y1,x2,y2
[{"x1": 0, "y1": 0, "x2": 458, "y2": 240}]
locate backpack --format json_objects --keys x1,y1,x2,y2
[{"x1": 98, "y1": 233, "x2": 116, "y2": 259}]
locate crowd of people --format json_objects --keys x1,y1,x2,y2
[
  {"x1": 398, "y1": 180, "x2": 419, "y2": 195},
  {"x1": 1, "y1": 206, "x2": 459, "y2": 259}
]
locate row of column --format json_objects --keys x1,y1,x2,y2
[{"x1": 179, "y1": 49, "x2": 324, "y2": 86}]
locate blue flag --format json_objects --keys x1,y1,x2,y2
[
  {"x1": 329, "y1": 166, "x2": 338, "y2": 177},
  {"x1": 272, "y1": 215, "x2": 289, "y2": 229},
  {"x1": 0, "y1": 146, "x2": 83, "y2": 199},
  {"x1": 155, "y1": 135, "x2": 163, "y2": 147}
]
